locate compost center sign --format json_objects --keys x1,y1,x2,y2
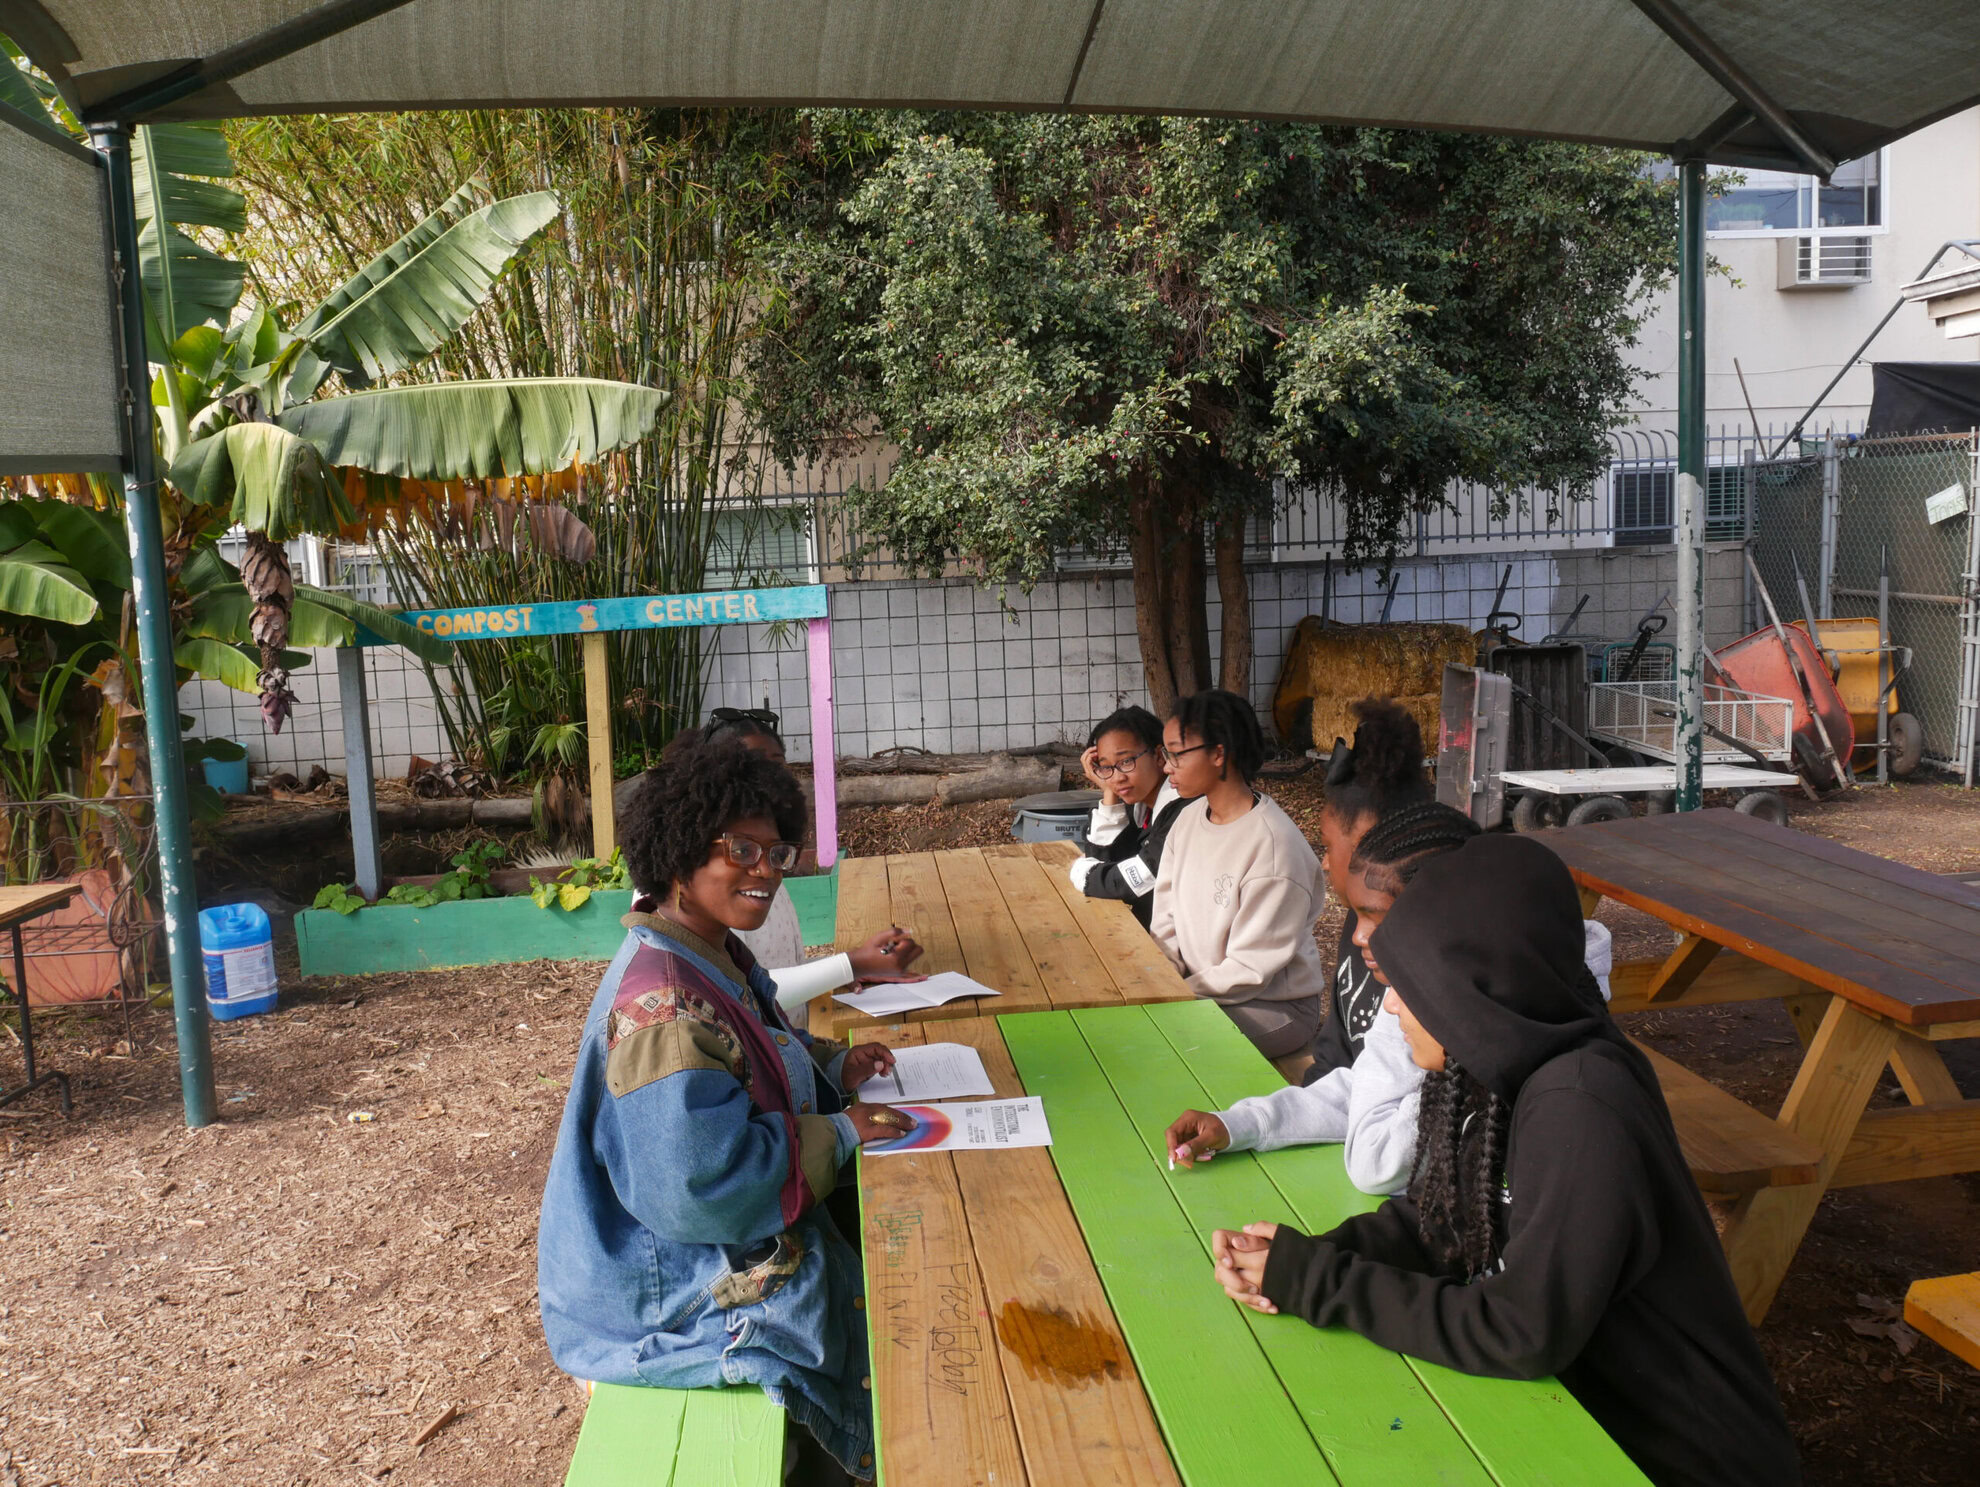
[{"x1": 363, "y1": 584, "x2": 830, "y2": 642}]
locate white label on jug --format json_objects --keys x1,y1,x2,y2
[{"x1": 218, "y1": 942, "x2": 277, "y2": 1000}]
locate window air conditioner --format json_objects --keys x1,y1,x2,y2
[{"x1": 1778, "y1": 235, "x2": 1872, "y2": 289}]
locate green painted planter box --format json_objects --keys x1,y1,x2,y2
[
  {"x1": 785, "y1": 860, "x2": 840, "y2": 947},
  {"x1": 295, "y1": 889, "x2": 636, "y2": 978}
]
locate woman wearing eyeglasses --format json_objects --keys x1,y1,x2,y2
[
  {"x1": 1148, "y1": 690, "x2": 1329, "y2": 1058},
  {"x1": 538, "y1": 735, "x2": 901, "y2": 1482},
  {"x1": 1070, "y1": 706, "x2": 1195, "y2": 928}
]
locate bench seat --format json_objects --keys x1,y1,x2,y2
[
  {"x1": 566, "y1": 1382, "x2": 784, "y2": 1486},
  {"x1": 1905, "y1": 1273, "x2": 1980, "y2": 1371},
  {"x1": 1632, "y1": 1039, "x2": 1824, "y2": 1198}
]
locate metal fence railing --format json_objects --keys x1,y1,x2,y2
[{"x1": 1751, "y1": 430, "x2": 1980, "y2": 780}]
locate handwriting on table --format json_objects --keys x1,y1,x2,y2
[{"x1": 867, "y1": 1209, "x2": 986, "y2": 1395}]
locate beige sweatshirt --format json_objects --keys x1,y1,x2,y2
[{"x1": 1149, "y1": 793, "x2": 1328, "y2": 1007}]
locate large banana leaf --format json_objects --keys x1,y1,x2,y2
[
  {"x1": 28, "y1": 500, "x2": 131, "y2": 590},
  {"x1": 1, "y1": 39, "x2": 78, "y2": 135},
  {"x1": 174, "y1": 637, "x2": 310, "y2": 695},
  {"x1": 133, "y1": 123, "x2": 246, "y2": 357},
  {"x1": 181, "y1": 582, "x2": 451, "y2": 665},
  {"x1": 297, "y1": 584, "x2": 453, "y2": 664},
  {"x1": 167, "y1": 422, "x2": 358, "y2": 540},
  {"x1": 297, "y1": 191, "x2": 561, "y2": 393},
  {"x1": 0, "y1": 542, "x2": 99, "y2": 624},
  {"x1": 278, "y1": 379, "x2": 670, "y2": 482}
]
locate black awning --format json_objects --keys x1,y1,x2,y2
[{"x1": 1865, "y1": 362, "x2": 1980, "y2": 437}]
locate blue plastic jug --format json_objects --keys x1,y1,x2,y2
[{"x1": 199, "y1": 903, "x2": 278, "y2": 1020}]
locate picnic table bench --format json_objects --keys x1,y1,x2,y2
[{"x1": 1547, "y1": 808, "x2": 1980, "y2": 1322}]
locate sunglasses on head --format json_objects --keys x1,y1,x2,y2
[
  {"x1": 713, "y1": 834, "x2": 802, "y2": 871},
  {"x1": 710, "y1": 706, "x2": 780, "y2": 729}
]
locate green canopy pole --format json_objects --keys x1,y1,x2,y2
[
  {"x1": 90, "y1": 122, "x2": 217, "y2": 1128},
  {"x1": 1674, "y1": 158, "x2": 1708, "y2": 812}
]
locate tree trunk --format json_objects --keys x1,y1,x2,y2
[
  {"x1": 1167, "y1": 512, "x2": 1210, "y2": 698},
  {"x1": 1215, "y1": 518, "x2": 1252, "y2": 701},
  {"x1": 1129, "y1": 485, "x2": 1179, "y2": 717}
]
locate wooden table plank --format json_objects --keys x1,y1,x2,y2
[
  {"x1": 0, "y1": 883, "x2": 77, "y2": 932},
  {"x1": 938, "y1": 1017, "x2": 1181, "y2": 1487},
  {"x1": 857, "y1": 1021, "x2": 1030, "y2": 1487},
  {"x1": 1026, "y1": 841, "x2": 1195, "y2": 1007},
  {"x1": 1140, "y1": 1000, "x2": 1654, "y2": 1487},
  {"x1": 1681, "y1": 807, "x2": 1980, "y2": 913},
  {"x1": 1546, "y1": 826, "x2": 1980, "y2": 1024},
  {"x1": 1000, "y1": 1010, "x2": 1342, "y2": 1486},
  {"x1": 932, "y1": 850, "x2": 1053, "y2": 1017},
  {"x1": 815, "y1": 856, "x2": 899, "y2": 1038},
  {"x1": 979, "y1": 845, "x2": 1122, "y2": 1010},
  {"x1": 1638, "y1": 814, "x2": 1980, "y2": 971},
  {"x1": 1068, "y1": 1004, "x2": 1495, "y2": 1487}
]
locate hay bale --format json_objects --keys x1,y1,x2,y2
[{"x1": 1271, "y1": 618, "x2": 1477, "y2": 751}]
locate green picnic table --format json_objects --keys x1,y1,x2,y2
[{"x1": 857, "y1": 998, "x2": 1647, "y2": 1486}]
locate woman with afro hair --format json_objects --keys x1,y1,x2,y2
[
  {"x1": 1209, "y1": 833, "x2": 1799, "y2": 1487},
  {"x1": 538, "y1": 736, "x2": 904, "y2": 1482}
]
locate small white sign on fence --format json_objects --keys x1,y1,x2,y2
[{"x1": 1925, "y1": 482, "x2": 1970, "y2": 524}]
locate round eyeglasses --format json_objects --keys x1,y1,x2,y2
[{"x1": 1092, "y1": 748, "x2": 1154, "y2": 779}]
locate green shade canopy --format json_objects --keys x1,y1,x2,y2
[{"x1": 4, "y1": 0, "x2": 1978, "y2": 175}]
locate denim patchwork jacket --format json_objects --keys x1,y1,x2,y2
[{"x1": 537, "y1": 912, "x2": 874, "y2": 1476}]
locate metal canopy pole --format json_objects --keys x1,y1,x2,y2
[
  {"x1": 1674, "y1": 158, "x2": 1708, "y2": 812},
  {"x1": 89, "y1": 123, "x2": 216, "y2": 1128}
]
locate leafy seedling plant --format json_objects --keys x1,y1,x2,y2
[
  {"x1": 530, "y1": 848, "x2": 628, "y2": 912},
  {"x1": 313, "y1": 838, "x2": 507, "y2": 915}
]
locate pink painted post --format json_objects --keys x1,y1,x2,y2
[{"x1": 806, "y1": 613, "x2": 838, "y2": 867}]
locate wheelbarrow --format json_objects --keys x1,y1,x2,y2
[{"x1": 1792, "y1": 617, "x2": 1921, "y2": 777}]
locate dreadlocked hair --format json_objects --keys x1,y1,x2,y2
[
  {"x1": 620, "y1": 736, "x2": 805, "y2": 898},
  {"x1": 1407, "y1": 1059, "x2": 1515, "y2": 1277},
  {"x1": 1088, "y1": 705, "x2": 1163, "y2": 753},
  {"x1": 1348, "y1": 799, "x2": 1482, "y2": 892},
  {"x1": 1169, "y1": 689, "x2": 1266, "y2": 783},
  {"x1": 1324, "y1": 697, "x2": 1431, "y2": 826}
]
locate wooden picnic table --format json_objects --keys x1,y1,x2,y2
[
  {"x1": 0, "y1": 883, "x2": 79, "y2": 1114},
  {"x1": 855, "y1": 999, "x2": 1644, "y2": 1486},
  {"x1": 806, "y1": 840, "x2": 1195, "y2": 1040},
  {"x1": 1546, "y1": 808, "x2": 1980, "y2": 1322}
]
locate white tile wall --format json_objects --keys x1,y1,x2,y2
[{"x1": 178, "y1": 546, "x2": 1749, "y2": 774}]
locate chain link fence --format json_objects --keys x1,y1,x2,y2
[{"x1": 1751, "y1": 431, "x2": 1980, "y2": 779}]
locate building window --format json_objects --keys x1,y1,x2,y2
[
  {"x1": 1611, "y1": 466, "x2": 1747, "y2": 546},
  {"x1": 1706, "y1": 152, "x2": 1883, "y2": 236},
  {"x1": 703, "y1": 507, "x2": 816, "y2": 587}
]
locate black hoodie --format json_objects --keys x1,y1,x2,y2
[{"x1": 1259, "y1": 834, "x2": 1800, "y2": 1487}]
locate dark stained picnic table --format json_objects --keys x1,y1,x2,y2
[{"x1": 1547, "y1": 808, "x2": 1980, "y2": 1320}]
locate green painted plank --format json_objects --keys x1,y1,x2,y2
[
  {"x1": 783, "y1": 861, "x2": 840, "y2": 948},
  {"x1": 564, "y1": 1383, "x2": 688, "y2": 1487},
  {"x1": 295, "y1": 890, "x2": 634, "y2": 976},
  {"x1": 672, "y1": 1388, "x2": 786, "y2": 1486},
  {"x1": 1070, "y1": 1004, "x2": 1490, "y2": 1487},
  {"x1": 1142, "y1": 1002, "x2": 1651, "y2": 1487},
  {"x1": 999, "y1": 1010, "x2": 1339, "y2": 1487}
]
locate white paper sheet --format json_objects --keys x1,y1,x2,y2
[
  {"x1": 855, "y1": 1042, "x2": 995, "y2": 1103},
  {"x1": 834, "y1": 970, "x2": 1003, "y2": 1018},
  {"x1": 861, "y1": 1097, "x2": 1052, "y2": 1156}
]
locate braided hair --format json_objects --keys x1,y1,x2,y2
[
  {"x1": 1169, "y1": 689, "x2": 1266, "y2": 783},
  {"x1": 1350, "y1": 798, "x2": 1510, "y2": 1276}
]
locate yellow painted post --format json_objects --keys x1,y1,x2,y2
[{"x1": 584, "y1": 632, "x2": 615, "y2": 861}]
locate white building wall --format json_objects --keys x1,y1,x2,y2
[{"x1": 1629, "y1": 109, "x2": 1980, "y2": 435}]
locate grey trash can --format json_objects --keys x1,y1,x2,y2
[{"x1": 1009, "y1": 789, "x2": 1102, "y2": 844}]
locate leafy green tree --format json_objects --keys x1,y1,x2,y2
[{"x1": 750, "y1": 113, "x2": 1675, "y2": 712}]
